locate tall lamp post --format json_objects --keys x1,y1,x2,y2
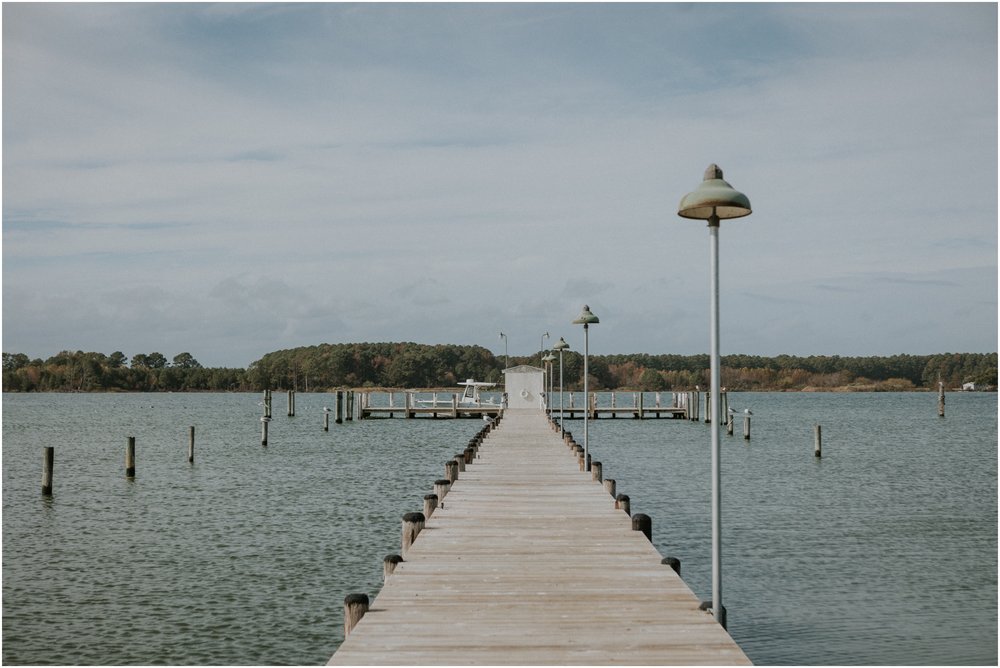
[
  {"x1": 553, "y1": 337, "x2": 570, "y2": 435},
  {"x1": 677, "y1": 163, "x2": 752, "y2": 628},
  {"x1": 498, "y1": 331, "x2": 508, "y2": 369},
  {"x1": 542, "y1": 352, "x2": 556, "y2": 414},
  {"x1": 572, "y1": 305, "x2": 599, "y2": 471},
  {"x1": 539, "y1": 331, "x2": 550, "y2": 363}
]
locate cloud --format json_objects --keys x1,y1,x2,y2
[{"x1": 3, "y1": 3, "x2": 996, "y2": 366}]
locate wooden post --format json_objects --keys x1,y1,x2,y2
[
  {"x1": 188, "y1": 426, "x2": 195, "y2": 463},
  {"x1": 324, "y1": 411, "x2": 329, "y2": 432},
  {"x1": 453, "y1": 455, "x2": 465, "y2": 473},
  {"x1": 383, "y1": 555, "x2": 403, "y2": 582},
  {"x1": 287, "y1": 389, "x2": 294, "y2": 417},
  {"x1": 591, "y1": 461, "x2": 603, "y2": 483},
  {"x1": 401, "y1": 511, "x2": 425, "y2": 555},
  {"x1": 344, "y1": 593, "x2": 369, "y2": 636},
  {"x1": 632, "y1": 513, "x2": 652, "y2": 541},
  {"x1": 336, "y1": 390, "x2": 344, "y2": 424},
  {"x1": 727, "y1": 411, "x2": 734, "y2": 436},
  {"x1": 604, "y1": 478, "x2": 616, "y2": 499},
  {"x1": 434, "y1": 479, "x2": 451, "y2": 501},
  {"x1": 423, "y1": 494, "x2": 438, "y2": 519},
  {"x1": 261, "y1": 417, "x2": 270, "y2": 446},
  {"x1": 814, "y1": 424, "x2": 822, "y2": 458},
  {"x1": 125, "y1": 436, "x2": 136, "y2": 478},
  {"x1": 938, "y1": 382, "x2": 945, "y2": 417},
  {"x1": 615, "y1": 493, "x2": 630, "y2": 516},
  {"x1": 662, "y1": 556, "x2": 681, "y2": 575},
  {"x1": 42, "y1": 446, "x2": 54, "y2": 496},
  {"x1": 743, "y1": 414, "x2": 751, "y2": 440},
  {"x1": 445, "y1": 460, "x2": 459, "y2": 483}
]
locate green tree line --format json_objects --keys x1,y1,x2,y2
[{"x1": 3, "y1": 346, "x2": 996, "y2": 393}]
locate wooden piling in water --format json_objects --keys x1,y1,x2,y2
[
  {"x1": 336, "y1": 390, "x2": 344, "y2": 424},
  {"x1": 344, "y1": 593, "x2": 369, "y2": 636},
  {"x1": 42, "y1": 446, "x2": 54, "y2": 496},
  {"x1": 938, "y1": 382, "x2": 945, "y2": 417},
  {"x1": 324, "y1": 411, "x2": 329, "y2": 431},
  {"x1": 125, "y1": 436, "x2": 136, "y2": 478},
  {"x1": 632, "y1": 513, "x2": 652, "y2": 542},
  {"x1": 662, "y1": 556, "x2": 681, "y2": 575},
  {"x1": 604, "y1": 478, "x2": 616, "y2": 499},
  {"x1": 383, "y1": 555, "x2": 403, "y2": 582},
  {"x1": 434, "y1": 479, "x2": 451, "y2": 501},
  {"x1": 743, "y1": 414, "x2": 751, "y2": 440},
  {"x1": 591, "y1": 461, "x2": 603, "y2": 483},
  {"x1": 615, "y1": 493, "x2": 630, "y2": 516},
  {"x1": 814, "y1": 424, "x2": 822, "y2": 458},
  {"x1": 401, "y1": 511, "x2": 425, "y2": 556},
  {"x1": 188, "y1": 426, "x2": 195, "y2": 463},
  {"x1": 261, "y1": 417, "x2": 270, "y2": 446},
  {"x1": 423, "y1": 494, "x2": 438, "y2": 519}
]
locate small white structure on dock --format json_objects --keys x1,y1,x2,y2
[{"x1": 503, "y1": 365, "x2": 545, "y2": 409}]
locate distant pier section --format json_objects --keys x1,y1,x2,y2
[{"x1": 358, "y1": 390, "x2": 699, "y2": 420}]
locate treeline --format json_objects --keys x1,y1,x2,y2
[
  {"x1": 2, "y1": 351, "x2": 248, "y2": 392},
  {"x1": 3, "y1": 346, "x2": 996, "y2": 393}
]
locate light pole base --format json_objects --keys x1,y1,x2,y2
[{"x1": 698, "y1": 601, "x2": 728, "y2": 629}]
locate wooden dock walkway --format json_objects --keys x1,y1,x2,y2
[{"x1": 329, "y1": 408, "x2": 750, "y2": 665}]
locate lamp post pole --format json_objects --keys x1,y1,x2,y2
[
  {"x1": 553, "y1": 337, "x2": 569, "y2": 435},
  {"x1": 542, "y1": 352, "x2": 556, "y2": 414},
  {"x1": 678, "y1": 164, "x2": 751, "y2": 628},
  {"x1": 540, "y1": 331, "x2": 549, "y2": 364},
  {"x1": 499, "y1": 332, "x2": 508, "y2": 369},
  {"x1": 572, "y1": 306, "x2": 599, "y2": 472}
]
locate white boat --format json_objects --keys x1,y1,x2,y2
[
  {"x1": 416, "y1": 379, "x2": 502, "y2": 408},
  {"x1": 457, "y1": 379, "x2": 501, "y2": 407}
]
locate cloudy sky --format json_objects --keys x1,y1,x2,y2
[{"x1": 3, "y1": 2, "x2": 996, "y2": 368}]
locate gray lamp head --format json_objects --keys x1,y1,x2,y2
[
  {"x1": 553, "y1": 337, "x2": 570, "y2": 351},
  {"x1": 572, "y1": 304, "x2": 600, "y2": 325},
  {"x1": 678, "y1": 164, "x2": 752, "y2": 220}
]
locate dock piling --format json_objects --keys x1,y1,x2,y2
[
  {"x1": 632, "y1": 513, "x2": 652, "y2": 542},
  {"x1": 401, "y1": 511, "x2": 425, "y2": 555},
  {"x1": 188, "y1": 426, "x2": 195, "y2": 463},
  {"x1": 42, "y1": 446, "x2": 54, "y2": 496},
  {"x1": 343, "y1": 593, "x2": 369, "y2": 636},
  {"x1": 125, "y1": 436, "x2": 136, "y2": 478},
  {"x1": 814, "y1": 424, "x2": 822, "y2": 457}
]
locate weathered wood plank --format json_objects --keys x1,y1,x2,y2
[{"x1": 329, "y1": 408, "x2": 751, "y2": 665}]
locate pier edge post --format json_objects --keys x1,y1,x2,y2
[
  {"x1": 632, "y1": 513, "x2": 652, "y2": 542},
  {"x1": 401, "y1": 511, "x2": 426, "y2": 555},
  {"x1": 344, "y1": 593, "x2": 370, "y2": 636},
  {"x1": 383, "y1": 554, "x2": 403, "y2": 582}
]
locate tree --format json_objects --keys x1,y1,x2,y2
[{"x1": 172, "y1": 352, "x2": 202, "y2": 369}]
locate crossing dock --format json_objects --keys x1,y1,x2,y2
[{"x1": 329, "y1": 408, "x2": 750, "y2": 665}]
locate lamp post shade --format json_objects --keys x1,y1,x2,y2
[
  {"x1": 678, "y1": 164, "x2": 752, "y2": 221},
  {"x1": 552, "y1": 337, "x2": 570, "y2": 352},
  {"x1": 572, "y1": 305, "x2": 600, "y2": 325}
]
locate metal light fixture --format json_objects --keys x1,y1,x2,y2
[
  {"x1": 542, "y1": 352, "x2": 556, "y2": 413},
  {"x1": 498, "y1": 331, "x2": 508, "y2": 369},
  {"x1": 540, "y1": 331, "x2": 550, "y2": 363},
  {"x1": 552, "y1": 337, "x2": 570, "y2": 435},
  {"x1": 678, "y1": 163, "x2": 751, "y2": 628},
  {"x1": 572, "y1": 305, "x2": 599, "y2": 471}
]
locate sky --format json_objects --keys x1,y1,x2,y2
[{"x1": 2, "y1": 2, "x2": 997, "y2": 368}]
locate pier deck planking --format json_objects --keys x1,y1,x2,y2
[{"x1": 329, "y1": 408, "x2": 750, "y2": 665}]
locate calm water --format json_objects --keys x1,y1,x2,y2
[{"x1": 2, "y1": 391, "x2": 996, "y2": 665}]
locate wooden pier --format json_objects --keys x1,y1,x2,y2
[
  {"x1": 358, "y1": 390, "x2": 695, "y2": 420},
  {"x1": 329, "y1": 408, "x2": 750, "y2": 665}
]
